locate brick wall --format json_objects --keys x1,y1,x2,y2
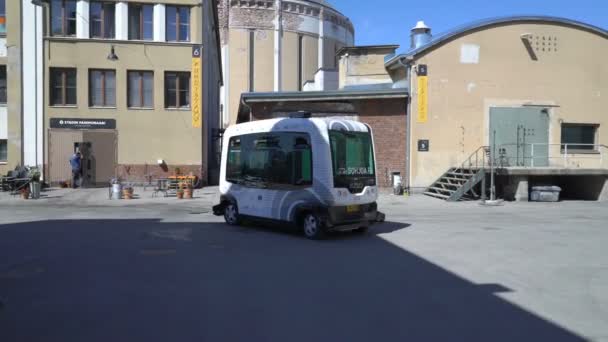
[
  {"x1": 248, "y1": 97, "x2": 408, "y2": 189},
  {"x1": 357, "y1": 99, "x2": 407, "y2": 188}
]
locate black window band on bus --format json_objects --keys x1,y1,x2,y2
[{"x1": 226, "y1": 132, "x2": 313, "y2": 190}]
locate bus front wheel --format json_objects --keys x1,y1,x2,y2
[
  {"x1": 224, "y1": 203, "x2": 241, "y2": 226},
  {"x1": 302, "y1": 213, "x2": 325, "y2": 240}
]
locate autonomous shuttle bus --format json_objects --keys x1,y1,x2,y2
[{"x1": 213, "y1": 112, "x2": 385, "y2": 239}]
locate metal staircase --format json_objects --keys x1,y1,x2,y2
[{"x1": 424, "y1": 146, "x2": 491, "y2": 201}]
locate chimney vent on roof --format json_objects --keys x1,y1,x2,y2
[{"x1": 411, "y1": 21, "x2": 432, "y2": 49}]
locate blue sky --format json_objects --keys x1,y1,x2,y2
[{"x1": 330, "y1": 0, "x2": 607, "y2": 53}]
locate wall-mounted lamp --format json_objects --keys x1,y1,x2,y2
[
  {"x1": 157, "y1": 159, "x2": 168, "y2": 172},
  {"x1": 520, "y1": 33, "x2": 538, "y2": 61},
  {"x1": 520, "y1": 33, "x2": 533, "y2": 40},
  {"x1": 107, "y1": 46, "x2": 119, "y2": 61}
]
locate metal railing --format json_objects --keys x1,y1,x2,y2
[
  {"x1": 493, "y1": 143, "x2": 608, "y2": 169},
  {"x1": 461, "y1": 145, "x2": 491, "y2": 170}
]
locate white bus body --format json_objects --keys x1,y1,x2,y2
[{"x1": 213, "y1": 115, "x2": 384, "y2": 239}]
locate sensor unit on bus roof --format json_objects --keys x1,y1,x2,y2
[{"x1": 289, "y1": 111, "x2": 312, "y2": 119}]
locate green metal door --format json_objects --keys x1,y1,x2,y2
[{"x1": 490, "y1": 107, "x2": 550, "y2": 167}]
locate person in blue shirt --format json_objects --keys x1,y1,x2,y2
[{"x1": 69, "y1": 151, "x2": 82, "y2": 188}]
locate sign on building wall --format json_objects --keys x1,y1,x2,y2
[
  {"x1": 191, "y1": 46, "x2": 203, "y2": 128},
  {"x1": 417, "y1": 64, "x2": 428, "y2": 123},
  {"x1": 418, "y1": 139, "x2": 430, "y2": 152},
  {"x1": 49, "y1": 118, "x2": 116, "y2": 130}
]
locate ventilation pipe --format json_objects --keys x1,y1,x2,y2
[{"x1": 411, "y1": 21, "x2": 432, "y2": 49}]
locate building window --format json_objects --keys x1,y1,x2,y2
[
  {"x1": 0, "y1": 0, "x2": 6, "y2": 36},
  {"x1": 50, "y1": 68, "x2": 77, "y2": 106},
  {"x1": 51, "y1": 0, "x2": 77, "y2": 36},
  {"x1": 248, "y1": 30, "x2": 254, "y2": 91},
  {"x1": 166, "y1": 6, "x2": 190, "y2": 42},
  {"x1": 128, "y1": 4, "x2": 153, "y2": 40},
  {"x1": 0, "y1": 65, "x2": 6, "y2": 104},
  {"x1": 90, "y1": 1, "x2": 115, "y2": 39},
  {"x1": 89, "y1": 69, "x2": 115, "y2": 107},
  {"x1": 0, "y1": 139, "x2": 7, "y2": 162},
  {"x1": 561, "y1": 124, "x2": 599, "y2": 152},
  {"x1": 127, "y1": 71, "x2": 154, "y2": 108},
  {"x1": 165, "y1": 72, "x2": 190, "y2": 109},
  {"x1": 297, "y1": 35, "x2": 303, "y2": 91}
]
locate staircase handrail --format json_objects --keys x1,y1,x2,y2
[{"x1": 460, "y1": 146, "x2": 490, "y2": 170}]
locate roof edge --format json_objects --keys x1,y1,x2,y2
[
  {"x1": 337, "y1": 44, "x2": 400, "y2": 57},
  {"x1": 241, "y1": 88, "x2": 409, "y2": 103},
  {"x1": 385, "y1": 15, "x2": 608, "y2": 68}
]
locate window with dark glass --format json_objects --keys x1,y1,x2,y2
[
  {"x1": 51, "y1": 0, "x2": 77, "y2": 36},
  {"x1": 90, "y1": 2, "x2": 115, "y2": 39},
  {"x1": 128, "y1": 71, "x2": 154, "y2": 108},
  {"x1": 50, "y1": 68, "x2": 77, "y2": 106},
  {"x1": 0, "y1": 65, "x2": 6, "y2": 104},
  {"x1": 166, "y1": 6, "x2": 190, "y2": 42},
  {"x1": 226, "y1": 133, "x2": 313, "y2": 189},
  {"x1": 0, "y1": 0, "x2": 6, "y2": 36},
  {"x1": 165, "y1": 72, "x2": 190, "y2": 109},
  {"x1": 561, "y1": 124, "x2": 599, "y2": 152},
  {"x1": 329, "y1": 130, "x2": 376, "y2": 192},
  {"x1": 89, "y1": 69, "x2": 115, "y2": 107},
  {"x1": 128, "y1": 4, "x2": 153, "y2": 40},
  {"x1": 0, "y1": 139, "x2": 7, "y2": 162}
]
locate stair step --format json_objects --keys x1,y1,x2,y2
[
  {"x1": 424, "y1": 192, "x2": 450, "y2": 199},
  {"x1": 447, "y1": 172, "x2": 473, "y2": 176},
  {"x1": 443, "y1": 177, "x2": 469, "y2": 182},
  {"x1": 437, "y1": 181, "x2": 460, "y2": 187},
  {"x1": 439, "y1": 178, "x2": 467, "y2": 183},
  {"x1": 429, "y1": 187, "x2": 456, "y2": 194}
]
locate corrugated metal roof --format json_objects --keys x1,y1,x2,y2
[{"x1": 386, "y1": 15, "x2": 608, "y2": 68}]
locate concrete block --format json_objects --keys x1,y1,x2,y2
[
  {"x1": 515, "y1": 176, "x2": 529, "y2": 202},
  {"x1": 600, "y1": 177, "x2": 608, "y2": 202}
]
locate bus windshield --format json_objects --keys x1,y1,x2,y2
[{"x1": 329, "y1": 130, "x2": 376, "y2": 192}]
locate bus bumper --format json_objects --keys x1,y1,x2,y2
[{"x1": 320, "y1": 202, "x2": 385, "y2": 231}]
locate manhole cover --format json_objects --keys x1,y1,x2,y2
[{"x1": 140, "y1": 249, "x2": 177, "y2": 256}]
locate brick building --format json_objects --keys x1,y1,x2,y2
[{"x1": 237, "y1": 45, "x2": 408, "y2": 188}]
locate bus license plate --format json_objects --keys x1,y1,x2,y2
[{"x1": 346, "y1": 205, "x2": 360, "y2": 213}]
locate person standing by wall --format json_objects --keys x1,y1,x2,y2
[{"x1": 69, "y1": 151, "x2": 82, "y2": 189}]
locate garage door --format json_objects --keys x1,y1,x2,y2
[{"x1": 490, "y1": 107, "x2": 550, "y2": 167}]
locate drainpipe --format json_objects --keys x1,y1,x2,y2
[{"x1": 397, "y1": 57, "x2": 413, "y2": 193}]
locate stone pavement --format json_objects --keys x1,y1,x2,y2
[
  {"x1": 0, "y1": 186, "x2": 219, "y2": 208},
  {"x1": 0, "y1": 189, "x2": 607, "y2": 341}
]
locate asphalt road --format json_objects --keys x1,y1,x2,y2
[{"x1": 0, "y1": 194, "x2": 605, "y2": 341}]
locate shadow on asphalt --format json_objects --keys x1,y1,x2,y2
[{"x1": 0, "y1": 219, "x2": 585, "y2": 342}]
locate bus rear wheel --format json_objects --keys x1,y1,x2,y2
[
  {"x1": 224, "y1": 203, "x2": 241, "y2": 226},
  {"x1": 302, "y1": 213, "x2": 325, "y2": 240}
]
